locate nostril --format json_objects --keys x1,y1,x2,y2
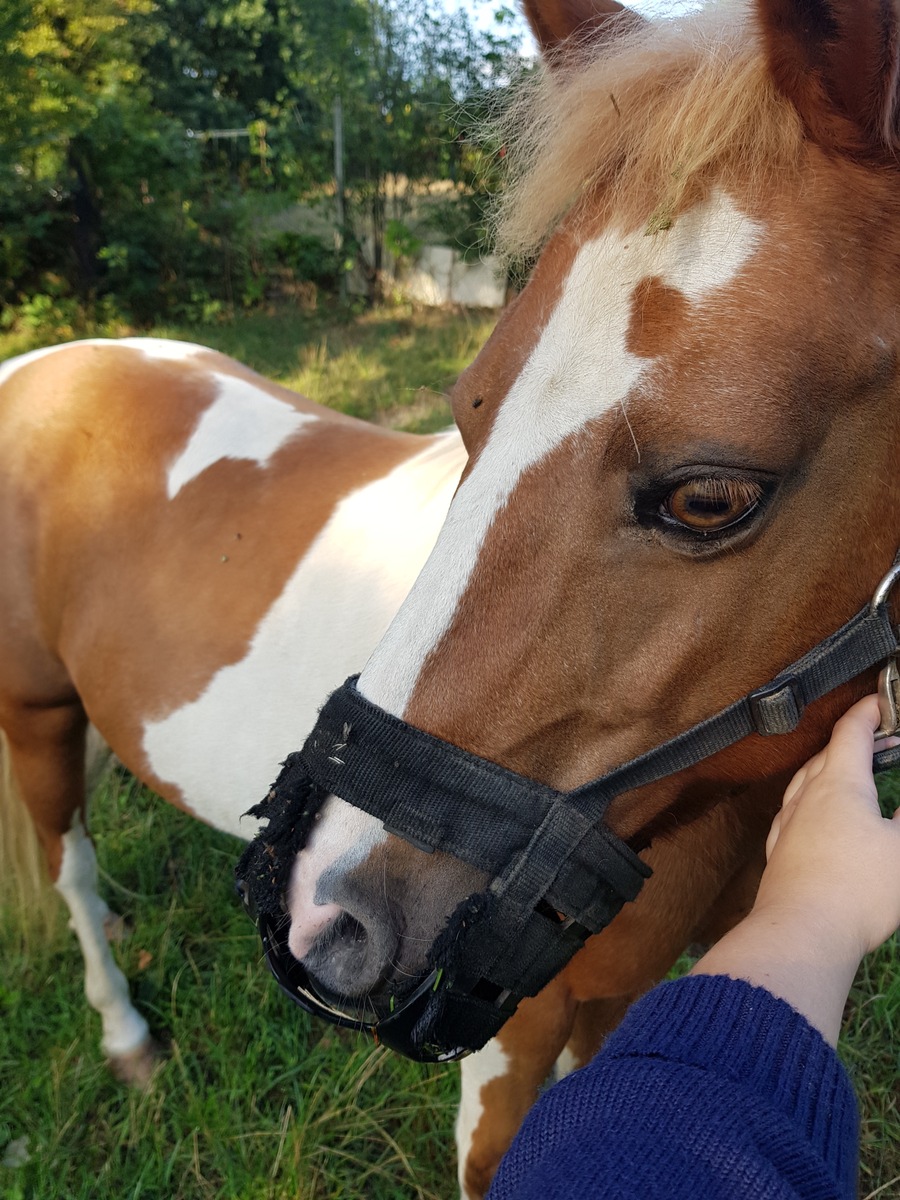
[
  {"x1": 301, "y1": 903, "x2": 396, "y2": 999},
  {"x1": 312, "y1": 910, "x2": 368, "y2": 955},
  {"x1": 332, "y1": 912, "x2": 367, "y2": 950}
]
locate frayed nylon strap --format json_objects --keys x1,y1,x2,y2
[
  {"x1": 302, "y1": 679, "x2": 651, "y2": 910},
  {"x1": 284, "y1": 680, "x2": 651, "y2": 1012}
]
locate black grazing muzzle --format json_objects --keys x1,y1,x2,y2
[
  {"x1": 236, "y1": 679, "x2": 650, "y2": 1061},
  {"x1": 236, "y1": 556, "x2": 900, "y2": 1063}
]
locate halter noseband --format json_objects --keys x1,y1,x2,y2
[{"x1": 236, "y1": 556, "x2": 900, "y2": 1063}]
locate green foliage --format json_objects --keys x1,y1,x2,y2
[
  {"x1": 321, "y1": 0, "x2": 522, "y2": 298},
  {"x1": 264, "y1": 232, "x2": 342, "y2": 289},
  {"x1": 2, "y1": 289, "x2": 82, "y2": 335},
  {"x1": 384, "y1": 219, "x2": 423, "y2": 262},
  {"x1": 0, "y1": 0, "x2": 153, "y2": 157},
  {"x1": 0, "y1": 0, "x2": 525, "y2": 325}
]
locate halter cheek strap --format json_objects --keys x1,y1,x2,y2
[{"x1": 237, "y1": 557, "x2": 900, "y2": 1062}]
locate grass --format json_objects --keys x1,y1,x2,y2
[
  {"x1": 842, "y1": 768, "x2": 900, "y2": 1200},
  {"x1": 1, "y1": 769, "x2": 460, "y2": 1200},
  {"x1": 2, "y1": 305, "x2": 900, "y2": 1198},
  {"x1": 0, "y1": 301, "x2": 498, "y2": 434}
]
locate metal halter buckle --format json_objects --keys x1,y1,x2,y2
[{"x1": 870, "y1": 560, "x2": 900, "y2": 739}]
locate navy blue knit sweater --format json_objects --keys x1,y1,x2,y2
[{"x1": 488, "y1": 975, "x2": 858, "y2": 1200}]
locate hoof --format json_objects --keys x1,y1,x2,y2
[{"x1": 108, "y1": 1037, "x2": 160, "y2": 1088}]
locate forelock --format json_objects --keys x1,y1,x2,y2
[{"x1": 488, "y1": 1, "x2": 805, "y2": 261}]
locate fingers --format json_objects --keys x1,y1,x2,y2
[
  {"x1": 764, "y1": 809, "x2": 783, "y2": 859},
  {"x1": 758, "y1": 694, "x2": 900, "y2": 961},
  {"x1": 772, "y1": 697, "x2": 884, "y2": 854},
  {"x1": 823, "y1": 694, "x2": 881, "y2": 771},
  {"x1": 781, "y1": 695, "x2": 880, "y2": 810}
]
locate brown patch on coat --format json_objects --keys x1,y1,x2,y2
[{"x1": 626, "y1": 275, "x2": 691, "y2": 358}]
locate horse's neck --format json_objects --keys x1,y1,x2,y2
[
  {"x1": 402, "y1": 428, "x2": 467, "y2": 500},
  {"x1": 139, "y1": 429, "x2": 466, "y2": 842}
]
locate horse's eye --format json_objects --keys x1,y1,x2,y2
[{"x1": 661, "y1": 477, "x2": 762, "y2": 533}]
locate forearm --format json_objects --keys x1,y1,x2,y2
[{"x1": 690, "y1": 906, "x2": 860, "y2": 1046}]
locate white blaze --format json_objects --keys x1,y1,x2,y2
[{"x1": 358, "y1": 190, "x2": 763, "y2": 716}]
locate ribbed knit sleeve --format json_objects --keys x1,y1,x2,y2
[{"x1": 487, "y1": 975, "x2": 858, "y2": 1200}]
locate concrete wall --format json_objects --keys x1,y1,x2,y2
[{"x1": 397, "y1": 246, "x2": 506, "y2": 308}]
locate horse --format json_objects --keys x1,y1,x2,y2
[
  {"x1": 271, "y1": 0, "x2": 900, "y2": 1195},
  {"x1": 0, "y1": 336, "x2": 466, "y2": 1083}
]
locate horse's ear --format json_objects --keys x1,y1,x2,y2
[
  {"x1": 522, "y1": 0, "x2": 640, "y2": 58},
  {"x1": 757, "y1": 0, "x2": 900, "y2": 155}
]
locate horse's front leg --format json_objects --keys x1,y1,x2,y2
[
  {"x1": 456, "y1": 973, "x2": 577, "y2": 1200},
  {"x1": 2, "y1": 701, "x2": 156, "y2": 1085}
]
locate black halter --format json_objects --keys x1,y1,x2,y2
[{"x1": 236, "y1": 557, "x2": 900, "y2": 1063}]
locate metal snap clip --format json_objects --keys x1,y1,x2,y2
[{"x1": 876, "y1": 658, "x2": 900, "y2": 739}]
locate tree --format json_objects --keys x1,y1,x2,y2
[
  {"x1": 0, "y1": 0, "x2": 524, "y2": 322},
  {"x1": 0, "y1": 0, "x2": 163, "y2": 308},
  {"x1": 292, "y1": 0, "x2": 521, "y2": 299}
]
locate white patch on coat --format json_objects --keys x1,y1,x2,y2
[
  {"x1": 166, "y1": 374, "x2": 318, "y2": 499},
  {"x1": 117, "y1": 337, "x2": 209, "y2": 362},
  {"x1": 54, "y1": 814, "x2": 151, "y2": 1058},
  {"x1": 358, "y1": 190, "x2": 763, "y2": 717},
  {"x1": 0, "y1": 337, "x2": 205, "y2": 390},
  {"x1": 456, "y1": 1040, "x2": 512, "y2": 1200},
  {"x1": 553, "y1": 1045, "x2": 578, "y2": 1080},
  {"x1": 142, "y1": 432, "x2": 465, "y2": 839}
]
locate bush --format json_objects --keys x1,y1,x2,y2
[
  {"x1": 384, "y1": 219, "x2": 423, "y2": 263},
  {"x1": 264, "y1": 231, "x2": 341, "y2": 289}
]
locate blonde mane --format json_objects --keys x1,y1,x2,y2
[{"x1": 491, "y1": 2, "x2": 805, "y2": 260}]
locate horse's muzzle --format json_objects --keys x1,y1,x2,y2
[{"x1": 236, "y1": 880, "x2": 490, "y2": 1061}]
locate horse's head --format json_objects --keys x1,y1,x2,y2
[{"x1": 248, "y1": 0, "x2": 900, "y2": 1052}]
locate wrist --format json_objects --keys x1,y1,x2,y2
[
  {"x1": 691, "y1": 906, "x2": 862, "y2": 1046},
  {"x1": 749, "y1": 892, "x2": 867, "y2": 974}
]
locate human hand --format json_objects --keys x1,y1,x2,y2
[{"x1": 756, "y1": 694, "x2": 900, "y2": 963}]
